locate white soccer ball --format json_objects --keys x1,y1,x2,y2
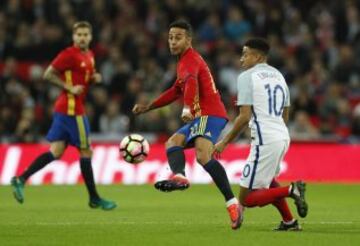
[{"x1": 119, "y1": 134, "x2": 150, "y2": 164}]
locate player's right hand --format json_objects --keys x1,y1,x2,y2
[
  {"x1": 132, "y1": 104, "x2": 149, "y2": 115},
  {"x1": 68, "y1": 85, "x2": 85, "y2": 95},
  {"x1": 181, "y1": 106, "x2": 193, "y2": 123},
  {"x1": 213, "y1": 140, "x2": 227, "y2": 159}
]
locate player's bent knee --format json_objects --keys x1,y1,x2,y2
[
  {"x1": 80, "y1": 148, "x2": 92, "y2": 158},
  {"x1": 50, "y1": 145, "x2": 66, "y2": 159},
  {"x1": 195, "y1": 146, "x2": 212, "y2": 165},
  {"x1": 195, "y1": 151, "x2": 211, "y2": 165},
  {"x1": 196, "y1": 157, "x2": 207, "y2": 165},
  {"x1": 50, "y1": 151, "x2": 62, "y2": 159},
  {"x1": 196, "y1": 157, "x2": 211, "y2": 165}
]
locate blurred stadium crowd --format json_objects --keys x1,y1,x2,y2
[{"x1": 1, "y1": 0, "x2": 360, "y2": 143}]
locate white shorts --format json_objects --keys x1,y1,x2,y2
[{"x1": 239, "y1": 140, "x2": 290, "y2": 189}]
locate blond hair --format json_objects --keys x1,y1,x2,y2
[{"x1": 73, "y1": 21, "x2": 92, "y2": 33}]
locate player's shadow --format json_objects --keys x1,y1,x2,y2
[{"x1": 301, "y1": 228, "x2": 360, "y2": 235}]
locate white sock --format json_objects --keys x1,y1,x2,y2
[
  {"x1": 226, "y1": 197, "x2": 238, "y2": 207},
  {"x1": 283, "y1": 219, "x2": 295, "y2": 225}
]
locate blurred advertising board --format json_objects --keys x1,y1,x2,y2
[{"x1": 1, "y1": 143, "x2": 359, "y2": 185}]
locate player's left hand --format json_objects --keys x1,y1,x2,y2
[{"x1": 91, "y1": 73, "x2": 102, "y2": 84}]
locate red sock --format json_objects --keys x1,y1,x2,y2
[
  {"x1": 270, "y1": 180, "x2": 293, "y2": 222},
  {"x1": 243, "y1": 186, "x2": 290, "y2": 207}
]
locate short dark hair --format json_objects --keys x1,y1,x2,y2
[
  {"x1": 73, "y1": 21, "x2": 92, "y2": 33},
  {"x1": 169, "y1": 19, "x2": 193, "y2": 36},
  {"x1": 244, "y1": 38, "x2": 270, "y2": 55}
]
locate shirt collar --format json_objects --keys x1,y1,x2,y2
[{"x1": 180, "y1": 47, "x2": 193, "y2": 59}]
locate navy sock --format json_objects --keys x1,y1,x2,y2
[
  {"x1": 203, "y1": 159, "x2": 235, "y2": 201},
  {"x1": 80, "y1": 158, "x2": 100, "y2": 201},
  {"x1": 20, "y1": 152, "x2": 55, "y2": 181},
  {"x1": 166, "y1": 146, "x2": 186, "y2": 176}
]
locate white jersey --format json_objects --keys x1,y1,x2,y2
[{"x1": 237, "y1": 63, "x2": 290, "y2": 145}]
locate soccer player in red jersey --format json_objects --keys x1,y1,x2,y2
[
  {"x1": 133, "y1": 20, "x2": 241, "y2": 229},
  {"x1": 11, "y1": 21, "x2": 116, "y2": 210}
]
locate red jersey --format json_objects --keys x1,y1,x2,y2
[
  {"x1": 51, "y1": 46, "x2": 95, "y2": 115},
  {"x1": 152, "y1": 48, "x2": 227, "y2": 119}
]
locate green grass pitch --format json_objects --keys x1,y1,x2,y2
[{"x1": 1, "y1": 184, "x2": 360, "y2": 246}]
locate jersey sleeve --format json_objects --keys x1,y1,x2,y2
[
  {"x1": 178, "y1": 61, "x2": 199, "y2": 107},
  {"x1": 183, "y1": 76, "x2": 197, "y2": 107},
  {"x1": 51, "y1": 50, "x2": 73, "y2": 72},
  {"x1": 150, "y1": 83, "x2": 182, "y2": 109},
  {"x1": 236, "y1": 72, "x2": 253, "y2": 106}
]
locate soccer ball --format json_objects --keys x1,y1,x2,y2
[{"x1": 119, "y1": 134, "x2": 150, "y2": 164}]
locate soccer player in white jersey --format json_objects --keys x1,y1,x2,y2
[{"x1": 214, "y1": 38, "x2": 308, "y2": 231}]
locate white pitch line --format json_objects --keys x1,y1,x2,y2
[{"x1": 1, "y1": 221, "x2": 357, "y2": 226}]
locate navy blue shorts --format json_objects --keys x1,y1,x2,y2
[
  {"x1": 176, "y1": 116, "x2": 227, "y2": 147},
  {"x1": 46, "y1": 112, "x2": 91, "y2": 149}
]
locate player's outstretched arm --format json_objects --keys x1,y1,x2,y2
[
  {"x1": 214, "y1": 105, "x2": 252, "y2": 154},
  {"x1": 43, "y1": 66, "x2": 84, "y2": 95},
  {"x1": 132, "y1": 104, "x2": 151, "y2": 115},
  {"x1": 133, "y1": 84, "x2": 181, "y2": 115}
]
